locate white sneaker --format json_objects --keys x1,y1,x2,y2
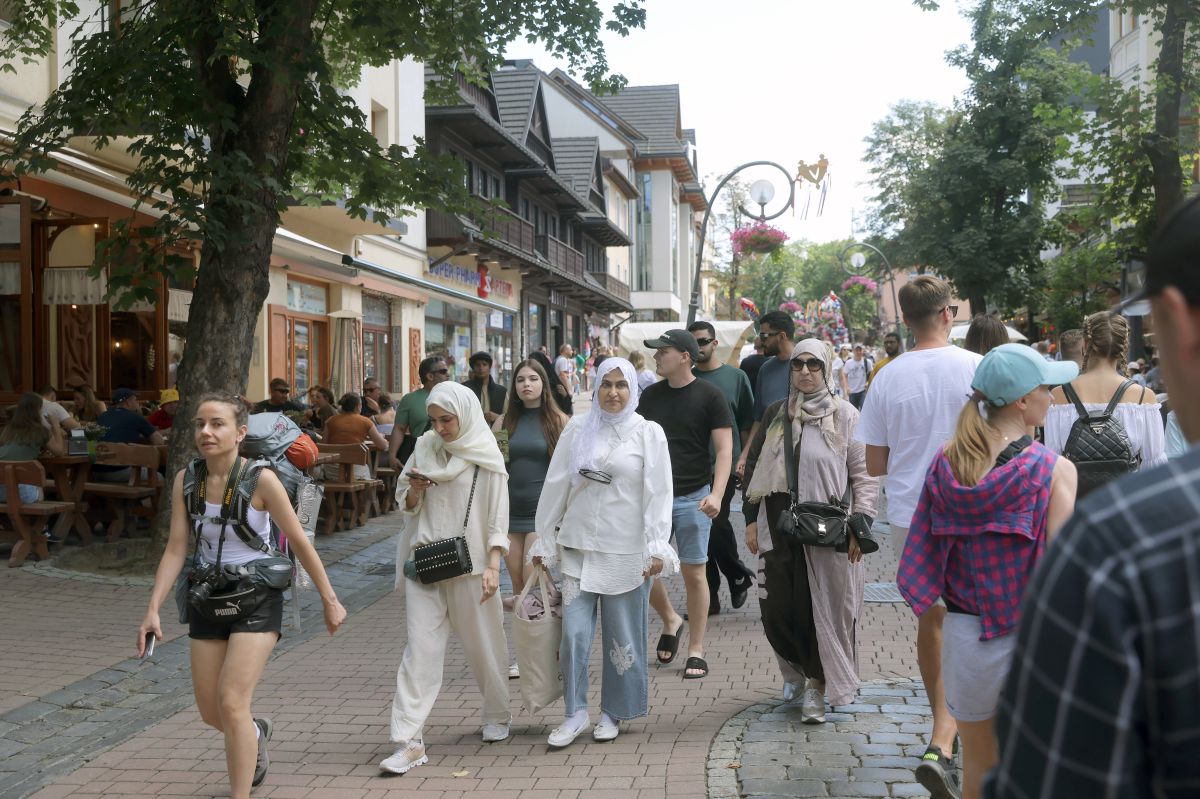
[
  {"x1": 508, "y1": 661, "x2": 520, "y2": 679},
  {"x1": 481, "y1": 722, "x2": 510, "y2": 743},
  {"x1": 781, "y1": 681, "x2": 801, "y2": 702},
  {"x1": 593, "y1": 715, "x2": 619, "y2": 742},
  {"x1": 380, "y1": 740, "x2": 427, "y2": 774},
  {"x1": 548, "y1": 718, "x2": 591, "y2": 748},
  {"x1": 800, "y1": 687, "x2": 826, "y2": 724}
]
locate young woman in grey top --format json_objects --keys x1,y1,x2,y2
[{"x1": 499, "y1": 359, "x2": 567, "y2": 598}]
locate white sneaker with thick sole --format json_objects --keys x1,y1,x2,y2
[
  {"x1": 593, "y1": 716, "x2": 619, "y2": 742},
  {"x1": 548, "y1": 719, "x2": 591, "y2": 748},
  {"x1": 380, "y1": 741, "x2": 427, "y2": 774},
  {"x1": 800, "y1": 687, "x2": 826, "y2": 723},
  {"x1": 481, "y1": 722, "x2": 510, "y2": 743}
]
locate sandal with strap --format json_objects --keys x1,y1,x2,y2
[
  {"x1": 682, "y1": 656, "x2": 708, "y2": 679},
  {"x1": 656, "y1": 620, "x2": 684, "y2": 664}
]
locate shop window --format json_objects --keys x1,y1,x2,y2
[
  {"x1": 286, "y1": 278, "x2": 327, "y2": 314},
  {"x1": 362, "y1": 294, "x2": 390, "y2": 327},
  {"x1": 270, "y1": 306, "x2": 327, "y2": 399},
  {"x1": 528, "y1": 302, "x2": 544, "y2": 352}
]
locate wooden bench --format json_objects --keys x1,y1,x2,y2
[
  {"x1": 0, "y1": 461, "x2": 73, "y2": 567},
  {"x1": 82, "y1": 443, "x2": 162, "y2": 542},
  {"x1": 316, "y1": 443, "x2": 382, "y2": 533}
]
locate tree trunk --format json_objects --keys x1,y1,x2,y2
[
  {"x1": 969, "y1": 293, "x2": 987, "y2": 318},
  {"x1": 1146, "y1": 2, "x2": 1190, "y2": 227}
]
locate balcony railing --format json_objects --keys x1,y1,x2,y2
[
  {"x1": 591, "y1": 273, "x2": 631, "y2": 303},
  {"x1": 536, "y1": 233, "x2": 584, "y2": 280},
  {"x1": 427, "y1": 197, "x2": 534, "y2": 254}
]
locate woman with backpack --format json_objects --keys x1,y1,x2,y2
[
  {"x1": 384, "y1": 381, "x2": 511, "y2": 774},
  {"x1": 1045, "y1": 311, "x2": 1165, "y2": 497},
  {"x1": 898, "y1": 344, "x2": 1078, "y2": 799},
  {"x1": 136, "y1": 394, "x2": 347, "y2": 799}
]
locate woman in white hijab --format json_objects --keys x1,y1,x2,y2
[
  {"x1": 741, "y1": 339, "x2": 880, "y2": 723},
  {"x1": 530, "y1": 357, "x2": 678, "y2": 747},
  {"x1": 381, "y1": 382, "x2": 511, "y2": 775}
]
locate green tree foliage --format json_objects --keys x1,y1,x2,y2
[{"x1": 1043, "y1": 241, "x2": 1121, "y2": 332}]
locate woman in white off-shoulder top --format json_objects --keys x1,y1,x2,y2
[
  {"x1": 1046, "y1": 312, "x2": 1166, "y2": 490},
  {"x1": 531, "y1": 357, "x2": 678, "y2": 748}
]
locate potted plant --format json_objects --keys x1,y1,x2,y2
[{"x1": 731, "y1": 222, "x2": 788, "y2": 256}]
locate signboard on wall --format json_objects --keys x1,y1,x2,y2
[{"x1": 427, "y1": 260, "x2": 514, "y2": 300}]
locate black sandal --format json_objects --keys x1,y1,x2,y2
[
  {"x1": 656, "y1": 620, "x2": 684, "y2": 664},
  {"x1": 682, "y1": 656, "x2": 708, "y2": 679}
]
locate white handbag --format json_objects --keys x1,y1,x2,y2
[{"x1": 512, "y1": 568, "x2": 563, "y2": 714}]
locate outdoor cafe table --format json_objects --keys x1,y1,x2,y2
[{"x1": 39, "y1": 452, "x2": 114, "y2": 544}]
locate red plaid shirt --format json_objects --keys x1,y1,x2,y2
[{"x1": 897, "y1": 441, "x2": 1056, "y2": 640}]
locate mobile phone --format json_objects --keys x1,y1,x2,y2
[
  {"x1": 142, "y1": 632, "x2": 156, "y2": 658},
  {"x1": 409, "y1": 471, "x2": 437, "y2": 485}
]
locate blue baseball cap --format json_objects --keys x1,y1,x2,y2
[{"x1": 972, "y1": 343, "x2": 1078, "y2": 407}]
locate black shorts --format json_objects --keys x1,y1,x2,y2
[{"x1": 188, "y1": 587, "x2": 285, "y2": 640}]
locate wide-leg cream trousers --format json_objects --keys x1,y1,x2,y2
[{"x1": 390, "y1": 573, "x2": 511, "y2": 743}]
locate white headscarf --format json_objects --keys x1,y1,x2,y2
[
  {"x1": 570, "y1": 357, "x2": 641, "y2": 484},
  {"x1": 403, "y1": 381, "x2": 507, "y2": 485}
]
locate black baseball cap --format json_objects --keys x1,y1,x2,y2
[
  {"x1": 1143, "y1": 194, "x2": 1200, "y2": 306},
  {"x1": 643, "y1": 329, "x2": 700, "y2": 363}
]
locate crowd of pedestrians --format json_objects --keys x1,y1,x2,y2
[{"x1": 122, "y1": 193, "x2": 1200, "y2": 799}]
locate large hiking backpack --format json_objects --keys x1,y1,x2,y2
[
  {"x1": 1061, "y1": 380, "x2": 1142, "y2": 498},
  {"x1": 242, "y1": 412, "x2": 323, "y2": 535}
]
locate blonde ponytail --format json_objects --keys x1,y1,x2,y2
[{"x1": 944, "y1": 396, "x2": 995, "y2": 487}]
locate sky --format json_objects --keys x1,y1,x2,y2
[{"x1": 506, "y1": 0, "x2": 975, "y2": 245}]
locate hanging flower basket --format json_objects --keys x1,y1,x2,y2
[
  {"x1": 841, "y1": 275, "x2": 878, "y2": 293},
  {"x1": 731, "y1": 222, "x2": 788, "y2": 256}
]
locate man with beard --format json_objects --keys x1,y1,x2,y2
[
  {"x1": 688, "y1": 321, "x2": 756, "y2": 615},
  {"x1": 869, "y1": 332, "x2": 902, "y2": 385},
  {"x1": 736, "y1": 310, "x2": 795, "y2": 479}
]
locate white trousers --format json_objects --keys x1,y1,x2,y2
[{"x1": 390, "y1": 573, "x2": 511, "y2": 743}]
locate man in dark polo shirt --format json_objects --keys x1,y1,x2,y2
[
  {"x1": 93, "y1": 388, "x2": 163, "y2": 482},
  {"x1": 639, "y1": 329, "x2": 733, "y2": 679}
]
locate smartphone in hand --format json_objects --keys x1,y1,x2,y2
[
  {"x1": 141, "y1": 632, "x2": 156, "y2": 659},
  {"x1": 408, "y1": 471, "x2": 437, "y2": 486}
]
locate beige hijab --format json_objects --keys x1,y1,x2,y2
[{"x1": 745, "y1": 339, "x2": 845, "y2": 501}]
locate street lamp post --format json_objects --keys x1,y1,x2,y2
[
  {"x1": 686, "y1": 161, "x2": 795, "y2": 326},
  {"x1": 839, "y1": 241, "x2": 902, "y2": 337}
]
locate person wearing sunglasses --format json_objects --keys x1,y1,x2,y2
[
  {"x1": 742, "y1": 339, "x2": 880, "y2": 722},
  {"x1": 530, "y1": 357, "x2": 677, "y2": 746},
  {"x1": 252, "y1": 378, "x2": 304, "y2": 414},
  {"x1": 388, "y1": 356, "x2": 449, "y2": 470},
  {"x1": 736, "y1": 310, "x2": 796, "y2": 482}
]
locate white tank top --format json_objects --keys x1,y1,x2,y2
[{"x1": 196, "y1": 500, "x2": 273, "y2": 566}]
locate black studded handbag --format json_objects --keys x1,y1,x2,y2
[{"x1": 411, "y1": 466, "x2": 479, "y2": 584}]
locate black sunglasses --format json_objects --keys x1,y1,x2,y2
[
  {"x1": 791, "y1": 358, "x2": 824, "y2": 373},
  {"x1": 694, "y1": 337, "x2": 715, "y2": 347},
  {"x1": 945, "y1": 305, "x2": 959, "y2": 317},
  {"x1": 430, "y1": 368, "x2": 449, "y2": 375},
  {"x1": 578, "y1": 468, "x2": 613, "y2": 485},
  {"x1": 758, "y1": 330, "x2": 780, "y2": 340}
]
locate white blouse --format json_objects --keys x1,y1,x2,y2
[
  {"x1": 1045, "y1": 402, "x2": 1167, "y2": 470},
  {"x1": 397, "y1": 462, "x2": 509, "y2": 576},
  {"x1": 530, "y1": 416, "x2": 678, "y2": 596}
]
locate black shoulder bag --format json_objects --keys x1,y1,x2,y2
[
  {"x1": 410, "y1": 466, "x2": 479, "y2": 584},
  {"x1": 774, "y1": 412, "x2": 853, "y2": 548}
]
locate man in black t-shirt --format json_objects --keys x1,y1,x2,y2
[
  {"x1": 639, "y1": 329, "x2": 733, "y2": 679},
  {"x1": 253, "y1": 378, "x2": 305, "y2": 414}
]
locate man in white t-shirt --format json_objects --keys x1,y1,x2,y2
[
  {"x1": 39, "y1": 385, "x2": 79, "y2": 431},
  {"x1": 844, "y1": 344, "x2": 869, "y2": 409},
  {"x1": 854, "y1": 275, "x2": 981, "y2": 797},
  {"x1": 832, "y1": 345, "x2": 850, "y2": 397},
  {"x1": 554, "y1": 344, "x2": 575, "y2": 394}
]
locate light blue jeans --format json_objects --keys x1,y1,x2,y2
[
  {"x1": 0, "y1": 484, "x2": 40, "y2": 504},
  {"x1": 561, "y1": 580, "x2": 650, "y2": 720}
]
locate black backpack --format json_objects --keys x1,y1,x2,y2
[{"x1": 1061, "y1": 380, "x2": 1142, "y2": 498}]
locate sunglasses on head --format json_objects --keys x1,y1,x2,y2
[{"x1": 790, "y1": 358, "x2": 824, "y2": 373}]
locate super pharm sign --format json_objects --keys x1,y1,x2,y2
[{"x1": 428, "y1": 262, "x2": 513, "y2": 300}]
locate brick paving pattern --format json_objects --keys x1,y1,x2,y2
[{"x1": 0, "y1": 391, "x2": 929, "y2": 798}]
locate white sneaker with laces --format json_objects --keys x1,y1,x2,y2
[
  {"x1": 380, "y1": 740, "x2": 427, "y2": 774},
  {"x1": 548, "y1": 717, "x2": 591, "y2": 748},
  {"x1": 481, "y1": 722, "x2": 510, "y2": 743},
  {"x1": 800, "y1": 687, "x2": 826, "y2": 724}
]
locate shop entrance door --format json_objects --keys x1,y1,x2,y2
[{"x1": 363, "y1": 326, "x2": 392, "y2": 393}]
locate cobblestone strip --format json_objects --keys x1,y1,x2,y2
[
  {"x1": 0, "y1": 532, "x2": 399, "y2": 799},
  {"x1": 718, "y1": 679, "x2": 937, "y2": 798}
]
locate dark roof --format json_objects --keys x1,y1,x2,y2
[
  {"x1": 551, "y1": 137, "x2": 600, "y2": 196},
  {"x1": 604, "y1": 85, "x2": 686, "y2": 156},
  {"x1": 491, "y1": 65, "x2": 540, "y2": 139},
  {"x1": 683, "y1": 128, "x2": 696, "y2": 145}
]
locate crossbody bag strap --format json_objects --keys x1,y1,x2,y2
[
  {"x1": 1061, "y1": 382, "x2": 1091, "y2": 420},
  {"x1": 461, "y1": 465, "x2": 480, "y2": 532},
  {"x1": 782, "y1": 408, "x2": 801, "y2": 502},
  {"x1": 1104, "y1": 379, "x2": 1135, "y2": 416}
]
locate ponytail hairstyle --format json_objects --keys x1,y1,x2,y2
[
  {"x1": 943, "y1": 391, "x2": 996, "y2": 487},
  {"x1": 1081, "y1": 311, "x2": 1130, "y2": 376}
]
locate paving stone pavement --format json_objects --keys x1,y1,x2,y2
[{"x1": 0, "y1": 391, "x2": 926, "y2": 798}]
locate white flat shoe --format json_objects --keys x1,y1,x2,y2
[
  {"x1": 481, "y1": 722, "x2": 510, "y2": 742},
  {"x1": 548, "y1": 719, "x2": 591, "y2": 748},
  {"x1": 593, "y1": 717, "x2": 619, "y2": 742}
]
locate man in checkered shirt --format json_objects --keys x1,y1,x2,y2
[{"x1": 985, "y1": 195, "x2": 1200, "y2": 797}]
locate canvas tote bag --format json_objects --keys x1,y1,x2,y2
[{"x1": 512, "y1": 568, "x2": 563, "y2": 714}]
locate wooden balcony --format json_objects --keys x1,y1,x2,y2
[
  {"x1": 536, "y1": 234, "x2": 584, "y2": 280},
  {"x1": 591, "y1": 273, "x2": 631, "y2": 303},
  {"x1": 427, "y1": 197, "x2": 534, "y2": 254}
]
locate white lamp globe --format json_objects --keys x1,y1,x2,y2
[
  {"x1": 749, "y1": 179, "x2": 775, "y2": 206},
  {"x1": 850, "y1": 252, "x2": 867, "y2": 270}
]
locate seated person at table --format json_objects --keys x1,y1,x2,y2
[
  {"x1": 253, "y1": 378, "x2": 305, "y2": 414},
  {"x1": 92, "y1": 388, "x2": 164, "y2": 483},
  {"x1": 38, "y1": 386, "x2": 80, "y2": 432},
  {"x1": 1, "y1": 392, "x2": 67, "y2": 501},
  {"x1": 147, "y1": 388, "x2": 180, "y2": 431},
  {"x1": 306, "y1": 386, "x2": 336, "y2": 431},
  {"x1": 323, "y1": 393, "x2": 388, "y2": 480},
  {"x1": 72, "y1": 384, "x2": 107, "y2": 423}
]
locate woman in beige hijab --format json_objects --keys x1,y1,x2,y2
[{"x1": 742, "y1": 339, "x2": 880, "y2": 722}]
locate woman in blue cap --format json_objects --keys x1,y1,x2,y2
[{"x1": 897, "y1": 344, "x2": 1078, "y2": 799}]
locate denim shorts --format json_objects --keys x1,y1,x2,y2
[
  {"x1": 672, "y1": 485, "x2": 713, "y2": 565},
  {"x1": 0, "y1": 484, "x2": 41, "y2": 504}
]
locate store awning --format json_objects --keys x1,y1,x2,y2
[{"x1": 342, "y1": 254, "x2": 519, "y2": 315}]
